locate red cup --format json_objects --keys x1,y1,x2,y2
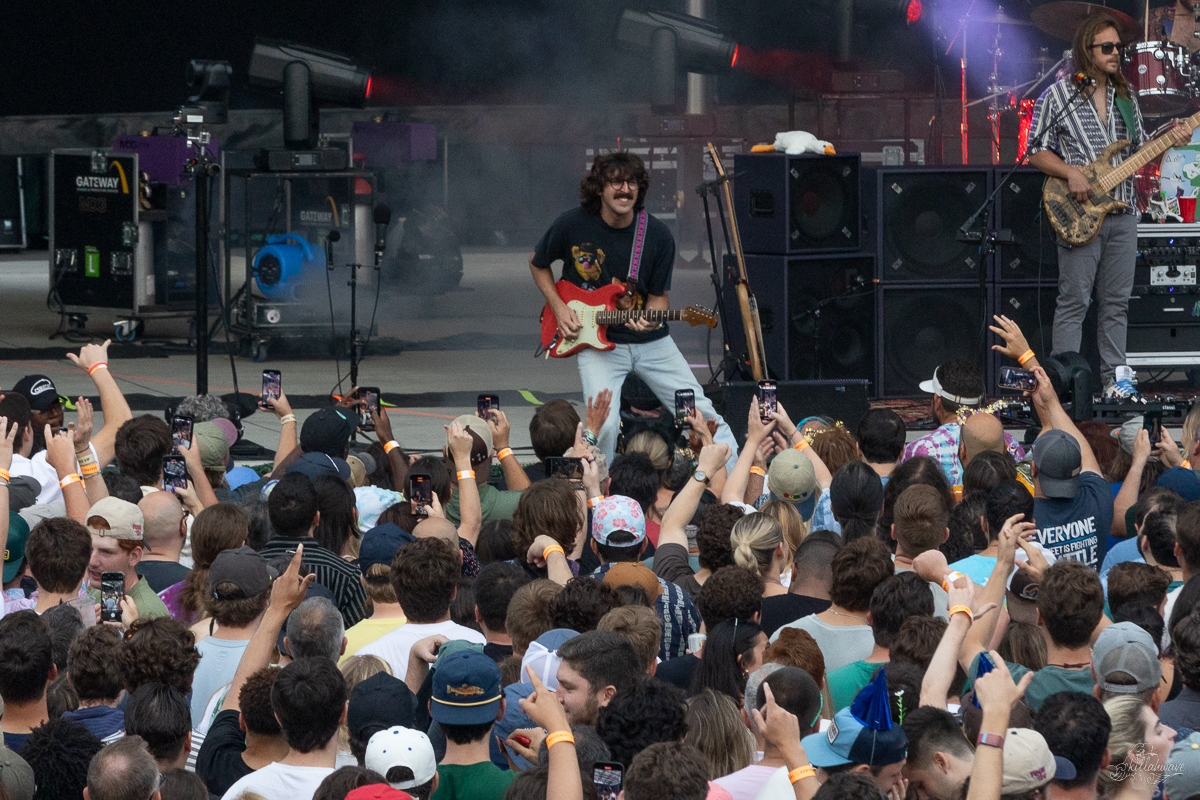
[{"x1": 1182, "y1": 197, "x2": 1197, "y2": 223}]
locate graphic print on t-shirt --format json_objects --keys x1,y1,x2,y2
[
  {"x1": 1039, "y1": 516, "x2": 1101, "y2": 567},
  {"x1": 571, "y1": 244, "x2": 604, "y2": 283}
]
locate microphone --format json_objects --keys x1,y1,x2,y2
[
  {"x1": 373, "y1": 205, "x2": 391, "y2": 267},
  {"x1": 325, "y1": 229, "x2": 340, "y2": 268},
  {"x1": 1073, "y1": 72, "x2": 1095, "y2": 91}
]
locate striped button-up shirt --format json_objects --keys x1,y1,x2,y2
[
  {"x1": 592, "y1": 562, "x2": 700, "y2": 661},
  {"x1": 1026, "y1": 78, "x2": 1146, "y2": 211},
  {"x1": 260, "y1": 537, "x2": 367, "y2": 628}
]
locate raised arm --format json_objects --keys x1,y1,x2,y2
[
  {"x1": 659, "y1": 443, "x2": 730, "y2": 551},
  {"x1": 1112, "y1": 427, "x2": 1151, "y2": 537},
  {"x1": 989, "y1": 314, "x2": 1040, "y2": 371},
  {"x1": 370, "y1": 405, "x2": 409, "y2": 494},
  {"x1": 0, "y1": 418, "x2": 14, "y2": 572},
  {"x1": 71, "y1": 399, "x2": 108, "y2": 503},
  {"x1": 966, "y1": 656, "x2": 1034, "y2": 800},
  {"x1": 920, "y1": 576, "x2": 995, "y2": 708},
  {"x1": 753, "y1": 683, "x2": 821, "y2": 800},
  {"x1": 520, "y1": 666, "x2": 583, "y2": 800},
  {"x1": 447, "y1": 421, "x2": 482, "y2": 547},
  {"x1": 722, "y1": 398, "x2": 777, "y2": 504},
  {"x1": 178, "y1": 434, "x2": 218, "y2": 509},
  {"x1": 485, "y1": 409, "x2": 530, "y2": 492},
  {"x1": 265, "y1": 393, "x2": 298, "y2": 471},
  {"x1": 45, "y1": 426, "x2": 89, "y2": 524},
  {"x1": 960, "y1": 514, "x2": 1035, "y2": 669},
  {"x1": 66, "y1": 340, "x2": 131, "y2": 467},
  {"x1": 771, "y1": 402, "x2": 833, "y2": 489},
  {"x1": 1029, "y1": 366, "x2": 1101, "y2": 475}
]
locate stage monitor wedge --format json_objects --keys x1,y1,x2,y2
[{"x1": 734, "y1": 152, "x2": 860, "y2": 254}]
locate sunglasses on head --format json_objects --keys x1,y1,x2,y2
[{"x1": 1091, "y1": 42, "x2": 1125, "y2": 55}]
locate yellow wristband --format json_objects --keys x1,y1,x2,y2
[
  {"x1": 545, "y1": 731, "x2": 575, "y2": 749},
  {"x1": 949, "y1": 605, "x2": 974, "y2": 622},
  {"x1": 87, "y1": 362, "x2": 108, "y2": 377},
  {"x1": 384, "y1": 440, "x2": 400, "y2": 454},
  {"x1": 80, "y1": 462, "x2": 101, "y2": 477},
  {"x1": 750, "y1": 466, "x2": 765, "y2": 476},
  {"x1": 588, "y1": 495, "x2": 604, "y2": 509},
  {"x1": 1017, "y1": 349, "x2": 1035, "y2": 366},
  {"x1": 542, "y1": 544, "x2": 566, "y2": 561},
  {"x1": 942, "y1": 571, "x2": 965, "y2": 592},
  {"x1": 457, "y1": 470, "x2": 475, "y2": 481},
  {"x1": 793, "y1": 439, "x2": 808, "y2": 452},
  {"x1": 59, "y1": 473, "x2": 82, "y2": 489},
  {"x1": 496, "y1": 447, "x2": 513, "y2": 461},
  {"x1": 0, "y1": 469, "x2": 9, "y2": 482},
  {"x1": 789, "y1": 766, "x2": 816, "y2": 784}
]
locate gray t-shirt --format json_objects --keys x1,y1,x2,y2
[
  {"x1": 191, "y1": 637, "x2": 250, "y2": 728},
  {"x1": 770, "y1": 614, "x2": 874, "y2": 671}
]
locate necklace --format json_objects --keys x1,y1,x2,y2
[{"x1": 827, "y1": 608, "x2": 868, "y2": 623}]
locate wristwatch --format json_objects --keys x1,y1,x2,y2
[{"x1": 693, "y1": 471, "x2": 709, "y2": 484}]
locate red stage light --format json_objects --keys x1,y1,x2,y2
[
  {"x1": 730, "y1": 43, "x2": 739, "y2": 68},
  {"x1": 905, "y1": 0, "x2": 922, "y2": 24},
  {"x1": 365, "y1": 75, "x2": 373, "y2": 99}
]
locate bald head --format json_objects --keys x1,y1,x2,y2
[
  {"x1": 413, "y1": 518, "x2": 460, "y2": 548},
  {"x1": 961, "y1": 413, "x2": 1005, "y2": 466},
  {"x1": 138, "y1": 491, "x2": 186, "y2": 555}
]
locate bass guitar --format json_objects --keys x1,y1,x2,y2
[
  {"x1": 1043, "y1": 109, "x2": 1200, "y2": 246},
  {"x1": 539, "y1": 280, "x2": 717, "y2": 358}
]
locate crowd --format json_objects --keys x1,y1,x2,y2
[{"x1": 1, "y1": 313, "x2": 1200, "y2": 800}]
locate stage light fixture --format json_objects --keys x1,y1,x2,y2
[
  {"x1": 616, "y1": 9, "x2": 737, "y2": 107},
  {"x1": 249, "y1": 39, "x2": 371, "y2": 149},
  {"x1": 1043, "y1": 352, "x2": 1094, "y2": 422},
  {"x1": 178, "y1": 60, "x2": 231, "y2": 125},
  {"x1": 904, "y1": 0, "x2": 923, "y2": 24}
]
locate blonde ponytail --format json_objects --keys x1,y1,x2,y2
[{"x1": 729, "y1": 513, "x2": 784, "y2": 575}]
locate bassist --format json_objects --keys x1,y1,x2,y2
[
  {"x1": 530, "y1": 152, "x2": 739, "y2": 469},
  {"x1": 1027, "y1": 13, "x2": 1190, "y2": 397}
]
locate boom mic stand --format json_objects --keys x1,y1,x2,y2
[{"x1": 696, "y1": 173, "x2": 743, "y2": 384}]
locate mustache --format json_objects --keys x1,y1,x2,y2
[{"x1": 614, "y1": 193, "x2": 635, "y2": 200}]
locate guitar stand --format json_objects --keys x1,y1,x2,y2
[{"x1": 697, "y1": 176, "x2": 746, "y2": 384}]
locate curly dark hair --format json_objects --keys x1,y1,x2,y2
[
  {"x1": 239, "y1": 666, "x2": 283, "y2": 736},
  {"x1": 550, "y1": 577, "x2": 622, "y2": 634},
  {"x1": 22, "y1": 717, "x2": 102, "y2": 800},
  {"x1": 118, "y1": 617, "x2": 201, "y2": 695},
  {"x1": 933, "y1": 358, "x2": 985, "y2": 414},
  {"x1": 696, "y1": 566, "x2": 764, "y2": 631},
  {"x1": 696, "y1": 504, "x2": 743, "y2": 572},
  {"x1": 830, "y1": 536, "x2": 894, "y2": 612},
  {"x1": 624, "y1": 742, "x2": 710, "y2": 800},
  {"x1": 596, "y1": 678, "x2": 688, "y2": 770},
  {"x1": 580, "y1": 152, "x2": 649, "y2": 216},
  {"x1": 66, "y1": 625, "x2": 124, "y2": 702}
]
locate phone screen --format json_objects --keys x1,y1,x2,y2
[
  {"x1": 162, "y1": 455, "x2": 188, "y2": 491},
  {"x1": 547, "y1": 456, "x2": 584, "y2": 487},
  {"x1": 261, "y1": 370, "x2": 281, "y2": 409},
  {"x1": 675, "y1": 389, "x2": 695, "y2": 425},
  {"x1": 477, "y1": 394, "x2": 500, "y2": 420},
  {"x1": 100, "y1": 572, "x2": 124, "y2": 623},
  {"x1": 1145, "y1": 411, "x2": 1163, "y2": 445},
  {"x1": 757, "y1": 381, "x2": 777, "y2": 421},
  {"x1": 409, "y1": 474, "x2": 432, "y2": 517},
  {"x1": 998, "y1": 366, "x2": 1036, "y2": 392},
  {"x1": 358, "y1": 388, "x2": 380, "y2": 431},
  {"x1": 172, "y1": 415, "x2": 194, "y2": 451},
  {"x1": 593, "y1": 763, "x2": 623, "y2": 800}
]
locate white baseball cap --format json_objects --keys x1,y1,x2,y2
[{"x1": 365, "y1": 726, "x2": 437, "y2": 791}]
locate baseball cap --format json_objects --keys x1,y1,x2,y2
[
  {"x1": 209, "y1": 546, "x2": 276, "y2": 599},
  {"x1": 345, "y1": 785, "x2": 412, "y2": 800},
  {"x1": 358, "y1": 523, "x2": 416, "y2": 573},
  {"x1": 210, "y1": 417, "x2": 240, "y2": 447},
  {"x1": 768, "y1": 450, "x2": 817, "y2": 519},
  {"x1": 5, "y1": 477, "x2": 39, "y2": 512},
  {"x1": 0, "y1": 742, "x2": 35, "y2": 800},
  {"x1": 1113, "y1": 417, "x2": 1157, "y2": 460},
  {"x1": 194, "y1": 421, "x2": 231, "y2": 470},
  {"x1": 801, "y1": 706, "x2": 909, "y2": 768},
  {"x1": 287, "y1": 451, "x2": 352, "y2": 482},
  {"x1": 591, "y1": 495, "x2": 646, "y2": 546},
  {"x1": 301, "y1": 407, "x2": 355, "y2": 456},
  {"x1": 1031, "y1": 430, "x2": 1082, "y2": 499},
  {"x1": 11, "y1": 375, "x2": 67, "y2": 412},
  {"x1": 86, "y1": 497, "x2": 146, "y2": 544},
  {"x1": 1002, "y1": 728, "x2": 1075, "y2": 794},
  {"x1": 431, "y1": 650, "x2": 503, "y2": 725},
  {"x1": 1164, "y1": 732, "x2": 1200, "y2": 800},
  {"x1": 347, "y1": 452, "x2": 377, "y2": 488},
  {"x1": 452, "y1": 414, "x2": 493, "y2": 456},
  {"x1": 1158, "y1": 467, "x2": 1200, "y2": 503},
  {"x1": 521, "y1": 629, "x2": 578, "y2": 690},
  {"x1": 348, "y1": 673, "x2": 417, "y2": 741},
  {"x1": 603, "y1": 562, "x2": 662, "y2": 600},
  {"x1": 365, "y1": 726, "x2": 436, "y2": 792},
  {"x1": 1092, "y1": 621, "x2": 1162, "y2": 694},
  {"x1": 3, "y1": 512, "x2": 30, "y2": 583},
  {"x1": 919, "y1": 366, "x2": 982, "y2": 405}
]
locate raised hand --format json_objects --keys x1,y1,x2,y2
[
  {"x1": 989, "y1": 314, "x2": 1032, "y2": 361},
  {"x1": 67, "y1": 339, "x2": 112, "y2": 373},
  {"x1": 586, "y1": 390, "x2": 611, "y2": 437},
  {"x1": 0, "y1": 416, "x2": 16, "y2": 474},
  {"x1": 73, "y1": 398, "x2": 95, "y2": 454}
]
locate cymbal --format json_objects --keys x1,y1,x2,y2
[
  {"x1": 1030, "y1": 1, "x2": 1139, "y2": 40},
  {"x1": 965, "y1": 10, "x2": 1036, "y2": 25}
]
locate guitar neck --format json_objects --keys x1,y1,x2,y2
[
  {"x1": 1098, "y1": 109, "x2": 1200, "y2": 193},
  {"x1": 596, "y1": 309, "x2": 683, "y2": 325}
]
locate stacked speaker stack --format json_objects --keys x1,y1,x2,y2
[{"x1": 725, "y1": 154, "x2": 1100, "y2": 398}]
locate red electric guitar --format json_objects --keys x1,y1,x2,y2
[{"x1": 539, "y1": 280, "x2": 717, "y2": 358}]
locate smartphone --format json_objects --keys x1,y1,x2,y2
[
  {"x1": 593, "y1": 762, "x2": 624, "y2": 800},
  {"x1": 100, "y1": 572, "x2": 124, "y2": 623},
  {"x1": 687, "y1": 632, "x2": 706, "y2": 654},
  {"x1": 357, "y1": 387, "x2": 380, "y2": 432},
  {"x1": 162, "y1": 454, "x2": 188, "y2": 491},
  {"x1": 171, "y1": 414, "x2": 194, "y2": 451},
  {"x1": 1145, "y1": 410, "x2": 1163, "y2": 445},
  {"x1": 998, "y1": 366, "x2": 1037, "y2": 392},
  {"x1": 675, "y1": 389, "x2": 695, "y2": 426},
  {"x1": 545, "y1": 456, "x2": 584, "y2": 487},
  {"x1": 477, "y1": 393, "x2": 500, "y2": 421},
  {"x1": 408, "y1": 473, "x2": 432, "y2": 518},
  {"x1": 261, "y1": 369, "x2": 281, "y2": 409},
  {"x1": 757, "y1": 380, "x2": 777, "y2": 422}
]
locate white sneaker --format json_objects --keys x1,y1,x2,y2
[{"x1": 1104, "y1": 366, "x2": 1139, "y2": 399}]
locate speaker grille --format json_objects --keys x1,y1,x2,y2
[
  {"x1": 879, "y1": 169, "x2": 991, "y2": 281},
  {"x1": 996, "y1": 170, "x2": 1057, "y2": 283},
  {"x1": 790, "y1": 158, "x2": 858, "y2": 249},
  {"x1": 788, "y1": 256, "x2": 875, "y2": 381},
  {"x1": 880, "y1": 285, "x2": 988, "y2": 396}
]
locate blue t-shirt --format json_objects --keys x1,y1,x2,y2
[
  {"x1": 1033, "y1": 472, "x2": 1113, "y2": 570},
  {"x1": 949, "y1": 554, "x2": 998, "y2": 586},
  {"x1": 1100, "y1": 536, "x2": 1143, "y2": 578},
  {"x1": 62, "y1": 705, "x2": 125, "y2": 741},
  {"x1": 3, "y1": 732, "x2": 29, "y2": 754},
  {"x1": 811, "y1": 475, "x2": 889, "y2": 536}
]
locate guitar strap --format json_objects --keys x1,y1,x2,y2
[
  {"x1": 1114, "y1": 93, "x2": 1136, "y2": 145},
  {"x1": 626, "y1": 210, "x2": 648, "y2": 287}
]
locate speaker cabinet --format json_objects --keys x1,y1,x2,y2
[
  {"x1": 722, "y1": 253, "x2": 876, "y2": 382},
  {"x1": 990, "y1": 283, "x2": 1100, "y2": 394},
  {"x1": 995, "y1": 168, "x2": 1057, "y2": 284},
  {"x1": 734, "y1": 153, "x2": 861, "y2": 254},
  {"x1": 0, "y1": 157, "x2": 26, "y2": 249},
  {"x1": 878, "y1": 284, "x2": 990, "y2": 397},
  {"x1": 714, "y1": 380, "x2": 872, "y2": 444},
  {"x1": 876, "y1": 168, "x2": 992, "y2": 283}
]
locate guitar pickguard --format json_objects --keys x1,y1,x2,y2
[{"x1": 554, "y1": 299, "x2": 609, "y2": 356}]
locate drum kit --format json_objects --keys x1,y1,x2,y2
[{"x1": 957, "y1": 0, "x2": 1200, "y2": 213}]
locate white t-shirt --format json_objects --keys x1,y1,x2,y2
[
  {"x1": 11, "y1": 451, "x2": 63, "y2": 505},
  {"x1": 220, "y1": 762, "x2": 334, "y2": 800},
  {"x1": 357, "y1": 619, "x2": 486, "y2": 680},
  {"x1": 714, "y1": 764, "x2": 781, "y2": 800}
]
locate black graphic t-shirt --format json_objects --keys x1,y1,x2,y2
[
  {"x1": 532, "y1": 206, "x2": 675, "y2": 344},
  {"x1": 1033, "y1": 471, "x2": 1113, "y2": 570}
]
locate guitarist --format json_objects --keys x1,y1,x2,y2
[
  {"x1": 1027, "y1": 13, "x2": 1192, "y2": 398},
  {"x1": 529, "y1": 152, "x2": 739, "y2": 470}
]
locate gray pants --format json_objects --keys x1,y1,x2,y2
[{"x1": 1052, "y1": 211, "x2": 1137, "y2": 382}]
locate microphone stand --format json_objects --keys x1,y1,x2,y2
[
  {"x1": 696, "y1": 173, "x2": 742, "y2": 384},
  {"x1": 790, "y1": 280, "x2": 878, "y2": 380}
]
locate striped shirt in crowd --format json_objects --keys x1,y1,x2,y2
[
  {"x1": 260, "y1": 537, "x2": 367, "y2": 627},
  {"x1": 592, "y1": 562, "x2": 700, "y2": 661},
  {"x1": 1025, "y1": 77, "x2": 1146, "y2": 211}
]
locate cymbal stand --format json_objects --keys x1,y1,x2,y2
[{"x1": 988, "y1": 24, "x2": 1004, "y2": 164}]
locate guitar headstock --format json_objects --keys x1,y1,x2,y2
[
  {"x1": 707, "y1": 142, "x2": 727, "y2": 179},
  {"x1": 683, "y1": 306, "x2": 718, "y2": 329}
]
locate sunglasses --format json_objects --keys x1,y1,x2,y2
[{"x1": 1091, "y1": 42, "x2": 1125, "y2": 55}]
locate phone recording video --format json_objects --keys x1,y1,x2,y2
[
  {"x1": 408, "y1": 473, "x2": 432, "y2": 518},
  {"x1": 545, "y1": 456, "x2": 584, "y2": 487},
  {"x1": 477, "y1": 394, "x2": 500, "y2": 422},
  {"x1": 261, "y1": 370, "x2": 282, "y2": 409},
  {"x1": 100, "y1": 572, "x2": 125, "y2": 623},
  {"x1": 357, "y1": 387, "x2": 380, "y2": 432},
  {"x1": 162, "y1": 455, "x2": 188, "y2": 491},
  {"x1": 675, "y1": 389, "x2": 695, "y2": 426},
  {"x1": 757, "y1": 380, "x2": 777, "y2": 422},
  {"x1": 593, "y1": 762, "x2": 624, "y2": 800},
  {"x1": 1144, "y1": 411, "x2": 1163, "y2": 445},
  {"x1": 998, "y1": 366, "x2": 1037, "y2": 393},
  {"x1": 171, "y1": 415, "x2": 194, "y2": 451}
]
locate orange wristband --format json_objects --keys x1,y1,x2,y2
[
  {"x1": 1017, "y1": 349, "x2": 1035, "y2": 366},
  {"x1": 383, "y1": 440, "x2": 400, "y2": 454},
  {"x1": 87, "y1": 362, "x2": 108, "y2": 377},
  {"x1": 545, "y1": 731, "x2": 575, "y2": 749},
  {"x1": 59, "y1": 473, "x2": 82, "y2": 489},
  {"x1": 750, "y1": 466, "x2": 765, "y2": 476},
  {"x1": 588, "y1": 495, "x2": 604, "y2": 509},
  {"x1": 793, "y1": 439, "x2": 808, "y2": 452},
  {"x1": 456, "y1": 469, "x2": 475, "y2": 481},
  {"x1": 789, "y1": 766, "x2": 816, "y2": 784},
  {"x1": 942, "y1": 571, "x2": 965, "y2": 592},
  {"x1": 80, "y1": 462, "x2": 100, "y2": 477},
  {"x1": 1184, "y1": 460, "x2": 1193, "y2": 469},
  {"x1": 949, "y1": 605, "x2": 974, "y2": 622},
  {"x1": 496, "y1": 447, "x2": 513, "y2": 461},
  {"x1": 0, "y1": 469, "x2": 9, "y2": 482},
  {"x1": 542, "y1": 544, "x2": 565, "y2": 561}
]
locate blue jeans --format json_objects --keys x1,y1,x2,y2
[{"x1": 576, "y1": 336, "x2": 740, "y2": 473}]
